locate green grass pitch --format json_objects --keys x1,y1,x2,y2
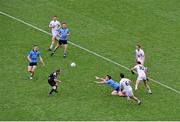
[{"x1": 0, "y1": 0, "x2": 180, "y2": 121}]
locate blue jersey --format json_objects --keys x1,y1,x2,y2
[
  {"x1": 106, "y1": 79, "x2": 119, "y2": 90},
  {"x1": 58, "y1": 28, "x2": 70, "y2": 40},
  {"x1": 28, "y1": 50, "x2": 40, "y2": 63}
]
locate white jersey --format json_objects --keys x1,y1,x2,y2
[
  {"x1": 119, "y1": 78, "x2": 132, "y2": 90},
  {"x1": 136, "y1": 49, "x2": 145, "y2": 63},
  {"x1": 134, "y1": 64, "x2": 146, "y2": 77},
  {"x1": 120, "y1": 78, "x2": 134, "y2": 97},
  {"x1": 49, "y1": 20, "x2": 60, "y2": 32}
]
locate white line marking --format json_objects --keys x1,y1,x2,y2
[{"x1": 1, "y1": 11, "x2": 180, "y2": 94}]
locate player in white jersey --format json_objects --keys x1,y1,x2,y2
[
  {"x1": 119, "y1": 73, "x2": 141, "y2": 105},
  {"x1": 135, "y1": 44, "x2": 145, "y2": 65},
  {"x1": 48, "y1": 16, "x2": 61, "y2": 51},
  {"x1": 131, "y1": 61, "x2": 152, "y2": 94}
]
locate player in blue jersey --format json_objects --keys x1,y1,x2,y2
[
  {"x1": 51, "y1": 22, "x2": 70, "y2": 58},
  {"x1": 27, "y1": 45, "x2": 45, "y2": 80},
  {"x1": 95, "y1": 75, "x2": 126, "y2": 96}
]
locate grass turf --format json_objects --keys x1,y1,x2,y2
[{"x1": 0, "y1": 0, "x2": 180, "y2": 120}]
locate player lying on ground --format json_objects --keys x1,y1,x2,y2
[
  {"x1": 51, "y1": 22, "x2": 70, "y2": 58},
  {"x1": 48, "y1": 68, "x2": 62, "y2": 95},
  {"x1": 48, "y1": 16, "x2": 61, "y2": 51},
  {"x1": 27, "y1": 45, "x2": 45, "y2": 80},
  {"x1": 130, "y1": 61, "x2": 152, "y2": 94},
  {"x1": 95, "y1": 75, "x2": 126, "y2": 96},
  {"x1": 119, "y1": 73, "x2": 141, "y2": 105}
]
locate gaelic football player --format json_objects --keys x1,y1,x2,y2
[
  {"x1": 135, "y1": 44, "x2": 145, "y2": 65},
  {"x1": 131, "y1": 61, "x2": 152, "y2": 94},
  {"x1": 48, "y1": 16, "x2": 61, "y2": 51},
  {"x1": 27, "y1": 45, "x2": 45, "y2": 80},
  {"x1": 119, "y1": 73, "x2": 141, "y2": 105},
  {"x1": 51, "y1": 22, "x2": 70, "y2": 58},
  {"x1": 95, "y1": 75, "x2": 126, "y2": 96}
]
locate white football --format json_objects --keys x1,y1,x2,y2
[{"x1": 70, "y1": 62, "x2": 76, "y2": 67}]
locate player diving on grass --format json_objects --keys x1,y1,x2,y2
[
  {"x1": 51, "y1": 22, "x2": 70, "y2": 58},
  {"x1": 94, "y1": 75, "x2": 126, "y2": 96},
  {"x1": 119, "y1": 73, "x2": 141, "y2": 105},
  {"x1": 48, "y1": 68, "x2": 62, "y2": 96},
  {"x1": 27, "y1": 45, "x2": 45, "y2": 80},
  {"x1": 48, "y1": 16, "x2": 61, "y2": 51},
  {"x1": 130, "y1": 61, "x2": 152, "y2": 94}
]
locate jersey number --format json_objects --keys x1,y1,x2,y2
[
  {"x1": 139, "y1": 66, "x2": 144, "y2": 70},
  {"x1": 125, "y1": 81, "x2": 129, "y2": 86}
]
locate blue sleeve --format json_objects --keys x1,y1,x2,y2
[{"x1": 37, "y1": 51, "x2": 40, "y2": 57}]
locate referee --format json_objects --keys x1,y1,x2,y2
[{"x1": 48, "y1": 68, "x2": 62, "y2": 95}]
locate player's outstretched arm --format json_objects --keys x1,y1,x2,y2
[
  {"x1": 130, "y1": 67, "x2": 136, "y2": 74},
  {"x1": 54, "y1": 79, "x2": 61, "y2": 83},
  {"x1": 95, "y1": 76, "x2": 106, "y2": 84}
]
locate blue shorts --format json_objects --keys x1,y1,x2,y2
[{"x1": 58, "y1": 40, "x2": 67, "y2": 45}]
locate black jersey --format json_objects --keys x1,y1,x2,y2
[{"x1": 48, "y1": 72, "x2": 57, "y2": 80}]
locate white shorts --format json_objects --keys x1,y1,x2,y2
[
  {"x1": 137, "y1": 75, "x2": 147, "y2": 81},
  {"x1": 123, "y1": 87, "x2": 134, "y2": 97},
  {"x1": 52, "y1": 31, "x2": 58, "y2": 38}
]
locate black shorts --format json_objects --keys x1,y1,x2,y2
[
  {"x1": 58, "y1": 40, "x2": 68, "y2": 45},
  {"x1": 29, "y1": 62, "x2": 37, "y2": 66},
  {"x1": 115, "y1": 86, "x2": 120, "y2": 92},
  {"x1": 48, "y1": 79, "x2": 56, "y2": 86}
]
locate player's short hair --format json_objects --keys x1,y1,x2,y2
[
  {"x1": 136, "y1": 44, "x2": 141, "y2": 48},
  {"x1": 53, "y1": 15, "x2": 57, "y2": 17},
  {"x1": 33, "y1": 44, "x2": 38, "y2": 47},
  {"x1": 106, "y1": 75, "x2": 112, "y2": 79},
  {"x1": 56, "y1": 68, "x2": 61, "y2": 73},
  {"x1": 120, "y1": 73, "x2": 125, "y2": 78},
  {"x1": 62, "y1": 22, "x2": 66, "y2": 25},
  {"x1": 137, "y1": 61, "x2": 141, "y2": 64}
]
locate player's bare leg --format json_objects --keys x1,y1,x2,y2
[
  {"x1": 63, "y1": 44, "x2": 68, "y2": 58},
  {"x1": 135, "y1": 80, "x2": 140, "y2": 90},
  {"x1": 51, "y1": 43, "x2": 61, "y2": 56},
  {"x1": 28, "y1": 66, "x2": 33, "y2": 80},
  {"x1": 144, "y1": 81, "x2": 152, "y2": 94},
  {"x1": 29, "y1": 66, "x2": 36, "y2": 79},
  {"x1": 118, "y1": 91, "x2": 127, "y2": 97},
  {"x1": 49, "y1": 85, "x2": 57, "y2": 95},
  {"x1": 130, "y1": 96, "x2": 141, "y2": 105},
  {"x1": 49, "y1": 37, "x2": 55, "y2": 51}
]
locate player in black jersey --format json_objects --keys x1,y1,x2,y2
[{"x1": 48, "y1": 68, "x2": 61, "y2": 95}]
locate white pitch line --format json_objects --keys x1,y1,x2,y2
[{"x1": 0, "y1": 11, "x2": 180, "y2": 94}]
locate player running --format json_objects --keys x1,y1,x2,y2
[
  {"x1": 135, "y1": 44, "x2": 145, "y2": 65},
  {"x1": 131, "y1": 61, "x2": 152, "y2": 94},
  {"x1": 51, "y1": 22, "x2": 70, "y2": 58},
  {"x1": 48, "y1": 16, "x2": 61, "y2": 51},
  {"x1": 48, "y1": 68, "x2": 62, "y2": 95},
  {"x1": 119, "y1": 73, "x2": 141, "y2": 105},
  {"x1": 27, "y1": 45, "x2": 45, "y2": 80},
  {"x1": 95, "y1": 75, "x2": 126, "y2": 96}
]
